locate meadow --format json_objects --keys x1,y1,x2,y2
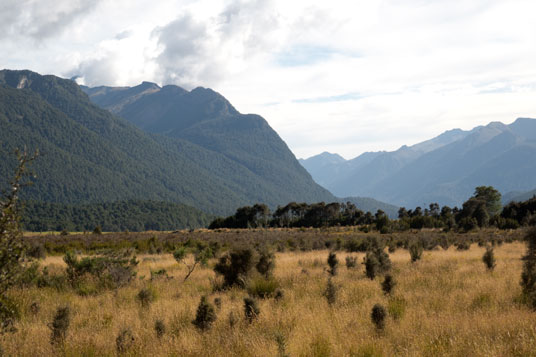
[{"x1": 2, "y1": 229, "x2": 536, "y2": 356}]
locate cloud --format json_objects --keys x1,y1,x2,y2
[{"x1": 0, "y1": 0, "x2": 101, "y2": 42}]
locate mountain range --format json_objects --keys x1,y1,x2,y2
[
  {"x1": 300, "y1": 118, "x2": 536, "y2": 209},
  {"x1": 0, "y1": 69, "x2": 335, "y2": 217}
]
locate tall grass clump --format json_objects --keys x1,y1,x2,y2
[{"x1": 116, "y1": 328, "x2": 135, "y2": 354}]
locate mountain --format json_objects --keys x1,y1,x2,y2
[
  {"x1": 503, "y1": 188, "x2": 536, "y2": 204},
  {"x1": 301, "y1": 118, "x2": 536, "y2": 208},
  {"x1": 0, "y1": 69, "x2": 334, "y2": 217},
  {"x1": 81, "y1": 81, "x2": 334, "y2": 209}
]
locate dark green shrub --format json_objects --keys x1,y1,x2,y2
[
  {"x1": 137, "y1": 286, "x2": 157, "y2": 308},
  {"x1": 363, "y1": 252, "x2": 379, "y2": 280},
  {"x1": 327, "y1": 252, "x2": 338, "y2": 276},
  {"x1": 256, "y1": 250, "x2": 275, "y2": 278},
  {"x1": 192, "y1": 296, "x2": 216, "y2": 330},
  {"x1": 49, "y1": 305, "x2": 70, "y2": 346},
  {"x1": 154, "y1": 319, "x2": 165, "y2": 338},
  {"x1": 116, "y1": 328, "x2": 135, "y2": 354},
  {"x1": 0, "y1": 296, "x2": 20, "y2": 333},
  {"x1": 371, "y1": 304, "x2": 387, "y2": 330},
  {"x1": 244, "y1": 297, "x2": 260, "y2": 323},
  {"x1": 409, "y1": 243, "x2": 423, "y2": 263},
  {"x1": 381, "y1": 274, "x2": 396, "y2": 295},
  {"x1": 521, "y1": 228, "x2": 536, "y2": 308},
  {"x1": 214, "y1": 249, "x2": 255, "y2": 288},
  {"x1": 324, "y1": 278, "x2": 337, "y2": 305},
  {"x1": 345, "y1": 256, "x2": 357, "y2": 269},
  {"x1": 93, "y1": 226, "x2": 102, "y2": 235},
  {"x1": 456, "y1": 241, "x2": 470, "y2": 251},
  {"x1": 482, "y1": 246, "x2": 496, "y2": 271}
]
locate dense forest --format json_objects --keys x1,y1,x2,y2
[{"x1": 20, "y1": 200, "x2": 212, "y2": 232}]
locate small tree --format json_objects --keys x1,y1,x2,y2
[
  {"x1": 192, "y1": 296, "x2": 217, "y2": 330},
  {"x1": 327, "y1": 251, "x2": 338, "y2": 276},
  {"x1": 521, "y1": 228, "x2": 536, "y2": 308},
  {"x1": 345, "y1": 256, "x2": 357, "y2": 269},
  {"x1": 371, "y1": 304, "x2": 387, "y2": 330},
  {"x1": 482, "y1": 246, "x2": 496, "y2": 271}
]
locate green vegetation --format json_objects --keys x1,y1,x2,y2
[{"x1": 20, "y1": 200, "x2": 211, "y2": 232}]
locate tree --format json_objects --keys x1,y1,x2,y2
[
  {"x1": 474, "y1": 186, "x2": 502, "y2": 217},
  {"x1": 0, "y1": 150, "x2": 37, "y2": 299}
]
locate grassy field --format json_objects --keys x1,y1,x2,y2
[{"x1": 2, "y1": 236, "x2": 535, "y2": 356}]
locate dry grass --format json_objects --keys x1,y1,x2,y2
[{"x1": 2, "y1": 242, "x2": 535, "y2": 356}]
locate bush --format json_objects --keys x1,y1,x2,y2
[
  {"x1": 482, "y1": 246, "x2": 496, "y2": 271},
  {"x1": 345, "y1": 256, "x2": 357, "y2": 269},
  {"x1": 371, "y1": 304, "x2": 387, "y2": 330},
  {"x1": 0, "y1": 296, "x2": 20, "y2": 333},
  {"x1": 381, "y1": 274, "x2": 396, "y2": 295},
  {"x1": 256, "y1": 250, "x2": 275, "y2": 278},
  {"x1": 244, "y1": 297, "x2": 260, "y2": 323},
  {"x1": 154, "y1": 319, "x2": 165, "y2": 338},
  {"x1": 137, "y1": 286, "x2": 157, "y2": 308},
  {"x1": 327, "y1": 251, "x2": 338, "y2": 276},
  {"x1": 456, "y1": 241, "x2": 470, "y2": 251},
  {"x1": 363, "y1": 253, "x2": 379, "y2": 280},
  {"x1": 93, "y1": 226, "x2": 102, "y2": 235},
  {"x1": 324, "y1": 278, "x2": 337, "y2": 306},
  {"x1": 26, "y1": 244, "x2": 46, "y2": 260},
  {"x1": 521, "y1": 228, "x2": 536, "y2": 309},
  {"x1": 116, "y1": 328, "x2": 135, "y2": 354},
  {"x1": 192, "y1": 296, "x2": 217, "y2": 330},
  {"x1": 214, "y1": 249, "x2": 255, "y2": 288},
  {"x1": 409, "y1": 243, "x2": 423, "y2": 263},
  {"x1": 49, "y1": 305, "x2": 71, "y2": 346}
]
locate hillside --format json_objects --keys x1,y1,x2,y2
[
  {"x1": 0, "y1": 70, "x2": 334, "y2": 216},
  {"x1": 301, "y1": 119, "x2": 536, "y2": 208}
]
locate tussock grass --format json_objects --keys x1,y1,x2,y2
[{"x1": 1, "y1": 241, "x2": 535, "y2": 356}]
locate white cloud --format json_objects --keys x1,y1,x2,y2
[{"x1": 1, "y1": 0, "x2": 536, "y2": 159}]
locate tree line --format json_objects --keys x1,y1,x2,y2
[{"x1": 210, "y1": 186, "x2": 536, "y2": 232}]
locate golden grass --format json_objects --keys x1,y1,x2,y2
[{"x1": 2, "y1": 242, "x2": 536, "y2": 356}]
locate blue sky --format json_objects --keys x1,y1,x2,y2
[{"x1": 1, "y1": 0, "x2": 536, "y2": 159}]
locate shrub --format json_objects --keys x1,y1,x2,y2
[
  {"x1": 324, "y1": 278, "x2": 337, "y2": 306},
  {"x1": 409, "y1": 243, "x2": 423, "y2": 263},
  {"x1": 244, "y1": 297, "x2": 260, "y2": 323},
  {"x1": 371, "y1": 304, "x2": 387, "y2": 330},
  {"x1": 137, "y1": 286, "x2": 157, "y2": 308},
  {"x1": 456, "y1": 241, "x2": 470, "y2": 251},
  {"x1": 93, "y1": 226, "x2": 102, "y2": 235},
  {"x1": 256, "y1": 250, "x2": 275, "y2": 278},
  {"x1": 192, "y1": 296, "x2": 217, "y2": 330},
  {"x1": 274, "y1": 289, "x2": 285, "y2": 301},
  {"x1": 0, "y1": 296, "x2": 20, "y2": 333},
  {"x1": 381, "y1": 274, "x2": 396, "y2": 295},
  {"x1": 345, "y1": 256, "x2": 357, "y2": 269},
  {"x1": 363, "y1": 252, "x2": 379, "y2": 280},
  {"x1": 521, "y1": 227, "x2": 536, "y2": 308},
  {"x1": 482, "y1": 246, "x2": 496, "y2": 271},
  {"x1": 213, "y1": 297, "x2": 222, "y2": 310},
  {"x1": 116, "y1": 328, "x2": 135, "y2": 354},
  {"x1": 327, "y1": 251, "x2": 338, "y2": 276},
  {"x1": 214, "y1": 249, "x2": 255, "y2": 288},
  {"x1": 26, "y1": 244, "x2": 46, "y2": 260},
  {"x1": 49, "y1": 305, "x2": 71, "y2": 346},
  {"x1": 154, "y1": 319, "x2": 165, "y2": 338}
]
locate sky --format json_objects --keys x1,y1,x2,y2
[{"x1": 2, "y1": 0, "x2": 536, "y2": 160}]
